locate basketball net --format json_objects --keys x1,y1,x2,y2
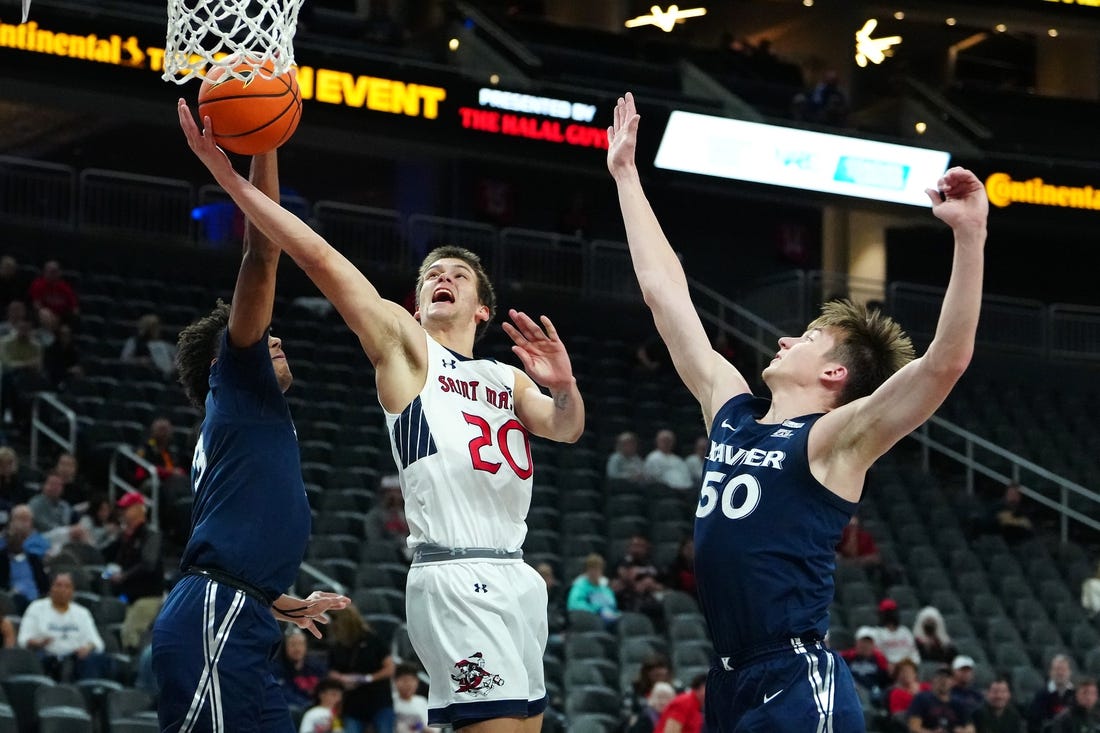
[{"x1": 163, "y1": 0, "x2": 305, "y2": 84}]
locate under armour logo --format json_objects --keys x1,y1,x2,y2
[
  {"x1": 443, "y1": 359, "x2": 457, "y2": 369},
  {"x1": 474, "y1": 583, "x2": 487, "y2": 593}
]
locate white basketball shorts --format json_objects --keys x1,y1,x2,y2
[{"x1": 405, "y1": 559, "x2": 548, "y2": 727}]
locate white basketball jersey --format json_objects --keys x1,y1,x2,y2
[{"x1": 384, "y1": 332, "x2": 533, "y2": 550}]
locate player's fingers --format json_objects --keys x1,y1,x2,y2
[
  {"x1": 501, "y1": 320, "x2": 526, "y2": 345},
  {"x1": 625, "y1": 91, "x2": 635, "y2": 115},
  {"x1": 924, "y1": 188, "x2": 942, "y2": 206},
  {"x1": 305, "y1": 621, "x2": 322, "y2": 639},
  {"x1": 607, "y1": 126, "x2": 614, "y2": 146},
  {"x1": 510, "y1": 309, "x2": 546, "y2": 340},
  {"x1": 511, "y1": 345, "x2": 534, "y2": 371},
  {"x1": 540, "y1": 315, "x2": 559, "y2": 340}
]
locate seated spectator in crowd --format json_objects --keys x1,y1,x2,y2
[
  {"x1": 325, "y1": 605, "x2": 395, "y2": 733},
  {"x1": 536, "y1": 561, "x2": 567, "y2": 640},
  {"x1": 274, "y1": 627, "x2": 327, "y2": 709},
  {"x1": 951, "y1": 656, "x2": 984, "y2": 716},
  {"x1": 888, "y1": 658, "x2": 929, "y2": 722},
  {"x1": 121, "y1": 313, "x2": 178, "y2": 379},
  {"x1": 655, "y1": 673, "x2": 706, "y2": 733},
  {"x1": 0, "y1": 256, "x2": 30, "y2": 313},
  {"x1": 364, "y1": 474, "x2": 411, "y2": 561},
  {"x1": 1049, "y1": 677, "x2": 1099, "y2": 733},
  {"x1": 104, "y1": 491, "x2": 164, "y2": 651},
  {"x1": 837, "y1": 514, "x2": 890, "y2": 588},
  {"x1": 77, "y1": 493, "x2": 121, "y2": 551},
  {"x1": 616, "y1": 566, "x2": 665, "y2": 631},
  {"x1": 841, "y1": 626, "x2": 891, "y2": 706},
  {"x1": 134, "y1": 416, "x2": 188, "y2": 485},
  {"x1": 614, "y1": 535, "x2": 662, "y2": 592},
  {"x1": 393, "y1": 662, "x2": 435, "y2": 733},
  {"x1": 28, "y1": 260, "x2": 79, "y2": 323},
  {"x1": 635, "y1": 331, "x2": 671, "y2": 374},
  {"x1": 52, "y1": 451, "x2": 89, "y2": 508},
  {"x1": 0, "y1": 317, "x2": 49, "y2": 427},
  {"x1": 43, "y1": 323, "x2": 82, "y2": 389},
  {"x1": 566, "y1": 553, "x2": 620, "y2": 627},
  {"x1": 628, "y1": 681, "x2": 677, "y2": 733},
  {"x1": 876, "y1": 598, "x2": 921, "y2": 671},
  {"x1": 971, "y1": 676, "x2": 1024, "y2": 733},
  {"x1": 33, "y1": 306, "x2": 60, "y2": 348},
  {"x1": 299, "y1": 678, "x2": 344, "y2": 733},
  {"x1": 907, "y1": 665, "x2": 974, "y2": 733},
  {"x1": 644, "y1": 430, "x2": 693, "y2": 490},
  {"x1": 17, "y1": 571, "x2": 111, "y2": 681},
  {"x1": 28, "y1": 471, "x2": 89, "y2": 553},
  {"x1": 991, "y1": 482, "x2": 1035, "y2": 545},
  {"x1": 914, "y1": 606, "x2": 957, "y2": 664},
  {"x1": 0, "y1": 300, "x2": 27, "y2": 340},
  {"x1": 0, "y1": 504, "x2": 49, "y2": 613},
  {"x1": 0, "y1": 446, "x2": 31, "y2": 506},
  {"x1": 1082, "y1": 561, "x2": 1100, "y2": 619},
  {"x1": 1028, "y1": 655, "x2": 1075, "y2": 733},
  {"x1": 682, "y1": 436, "x2": 708, "y2": 481},
  {"x1": 607, "y1": 431, "x2": 646, "y2": 483},
  {"x1": 791, "y1": 69, "x2": 849, "y2": 126},
  {"x1": 631, "y1": 655, "x2": 673, "y2": 715},
  {"x1": 662, "y1": 537, "x2": 696, "y2": 597}
]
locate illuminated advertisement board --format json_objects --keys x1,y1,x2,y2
[{"x1": 654, "y1": 111, "x2": 951, "y2": 207}]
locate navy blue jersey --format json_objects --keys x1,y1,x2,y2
[
  {"x1": 695, "y1": 393, "x2": 857, "y2": 656},
  {"x1": 180, "y1": 331, "x2": 311, "y2": 600}
]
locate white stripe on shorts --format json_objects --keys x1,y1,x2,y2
[{"x1": 180, "y1": 580, "x2": 247, "y2": 733}]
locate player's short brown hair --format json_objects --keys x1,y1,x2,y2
[
  {"x1": 176, "y1": 300, "x2": 231, "y2": 410},
  {"x1": 415, "y1": 246, "x2": 496, "y2": 343},
  {"x1": 808, "y1": 299, "x2": 915, "y2": 407}
]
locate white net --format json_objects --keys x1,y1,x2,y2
[{"x1": 163, "y1": 0, "x2": 305, "y2": 84}]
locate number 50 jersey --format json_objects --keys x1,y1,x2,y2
[{"x1": 384, "y1": 332, "x2": 534, "y2": 551}]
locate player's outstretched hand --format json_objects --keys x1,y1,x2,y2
[
  {"x1": 177, "y1": 98, "x2": 234, "y2": 182},
  {"x1": 272, "y1": 591, "x2": 351, "y2": 639},
  {"x1": 925, "y1": 167, "x2": 988, "y2": 235},
  {"x1": 502, "y1": 309, "x2": 574, "y2": 391},
  {"x1": 607, "y1": 92, "x2": 641, "y2": 179}
]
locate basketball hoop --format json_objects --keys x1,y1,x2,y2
[{"x1": 163, "y1": 0, "x2": 305, "y2": 84}]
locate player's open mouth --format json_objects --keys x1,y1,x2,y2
[{"x1": 432, "y1": 288, "x2": 455, "y2": 303}]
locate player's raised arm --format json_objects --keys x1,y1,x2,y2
[
  {"x1": 504, "y1": 309, "x2": 584, "y2": 443},
  {"x1": 830, "y1": 167, "x2": 988, "y2": 467},
  {"x1": 226, "y1": 151, "x2": 280, "y2": 348},
  {"x1": 607, "y1": 93, "x2": 749, "y2": 426},
  {"x1": 178, "y1": 100, "x2": 421, "y2": 369}
]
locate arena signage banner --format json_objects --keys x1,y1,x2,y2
[{"x1": 985, "y1": 171, "x2": 1100, "y2": 210}]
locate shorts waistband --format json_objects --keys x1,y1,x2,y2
[
  {"x1": 718, "y1": 634, "x2": 825, "y2": 672},
  {"x1": 184, "y1": 566, "x2": 274, "y2": 606},
  {"x1": 411, "y1": 544, "x2": 523, "y2": 565}
]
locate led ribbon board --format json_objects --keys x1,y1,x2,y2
[{"x1": 654, "y1": 111, "x2": 951, "y2": 207}]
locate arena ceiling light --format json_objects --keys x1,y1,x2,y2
[
  {"x1": 855, "y1": 18, "x2": 902, "y2": 67},
  {"x1": 625, "y1": 5, "x2": 707, "y2": 33}
]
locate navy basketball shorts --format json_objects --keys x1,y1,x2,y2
[
  {"x1": 152, "y1": 574, "x2": 295, "y2": 733},
  {"x1": 705, "y1": 639, "x2": 865, "y2": 733}
]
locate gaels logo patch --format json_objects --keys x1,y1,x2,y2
[{"x1": 451, "y1": 652, "x2": 505, "y2": 695}]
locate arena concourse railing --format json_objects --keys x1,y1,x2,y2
[
  {"x1": 108, "y1": 445, "x2": 162, "y2": 531},
  {"x1": 29, "y1": 392, "x2": 77, "y2": 469}
]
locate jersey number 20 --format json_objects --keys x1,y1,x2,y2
[
  {"x1": 463, "y1": 412, "x2": 533, "y2": 480},
  {"x1": 696, "y1": 470, "x2": 761, "y2": 520}
]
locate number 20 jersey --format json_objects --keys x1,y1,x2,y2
[
  {"x1": 383, "y1": 332, "x2": 533, "y2": 551},
  {"x1": 694, "y1": 393, "x2": 857, "y2": 656}
]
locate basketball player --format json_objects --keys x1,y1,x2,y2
[
  {"x1": 152, "y1": 146, "x2": 349, "y2": 733},
  {"x1": 606, "y1": 92, "x2": 988, "y2": 732},
  {"x1": 178, "y1": 99, "x2": 585, "y2": 733}
]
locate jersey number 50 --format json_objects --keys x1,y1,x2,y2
[
  {"x1": 696, "y1": 470, "x2": 761, "y2": 520},
  {"x1": 463, "y1": 412, "x2": 533, "y2": 480}
]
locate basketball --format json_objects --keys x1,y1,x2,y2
[{"x1": 197, "y1": 61, "x2": 302, "y2": 156}]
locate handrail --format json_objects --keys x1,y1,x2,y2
[
  {"x1": 453, "y1": 0, "x2": 542, "y2": 68},
  {"x1": 296, "y1": 561, "x2": 347, "y2": 596},
  {"x1": 30, "y1": 393, "x2": 77, "y2": 469},
  {"x1": 902, "y1": 76, "x2": 993, "y2": 140},
  {"x1": 108, "y1": 445, "x2": 162, "y2": 531}
]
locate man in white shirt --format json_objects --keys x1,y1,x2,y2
[
  {"x1": 643, "y1": 429, "x2": 694, "y2": 490},
  {"x1": 17, "y1": 571, "x2": 110, "y2": 681}
]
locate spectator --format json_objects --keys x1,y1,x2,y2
[
  {"x1": 76, "y1": 493, "x2": 121, "y2": 551},
  {"x1": 628, "y1": 681, "x2": 677, "y2": 733},
  {"x1": 1082, "y1": 561, "x2": 1100, "y2": 618},
  {"x1": 566, "y1": 553, "x2": 620, "y2": 626},
  {"x1": 121, "y1": 313, "x2": 177, "y2": 379},
  {"x1": 393, "y1": 662, "x2": 435, "y2": 733},
  {"x1": 28, "y1": 260, "x2": 79, "y2": 323},
  {"x1": 536, "y1": 561, "x2": 567, "y2": 640},
  {"x1": 951, "y1": 656, "x2": 984, "y2": 716},
  {"x1": 43, "y1": 323, "x2": 82, "y2": 389},
  {"x1": 299, "y1": 678, "x2": 344, "y2": 733},
  {"x1": 876, "y1": 598, "x2": 921, "y2": 670},
  {"x1": 644, "y1": 430, "x2": 694, "y2": 490},
  {"x1": 0, "y1": 446, "x2": 31, "y2": 506},
  {"x1": 914, "y1": 607, "x2": 957, "y2": 664},
  {"x1": 972, "y1": 676, "x2": 1024, "y2": 733},
  {"x1": 792, "y1": 69, "x2": 849, "y2": 126},
  {"x1": 841, "y1": 626, "x2": 891, "y2": 706},
  {"x1": 28, "y1": 472, "x2": 87, "y2": 553},
  {"x1": 991, "y1": 482, "x2": 1035, "y2": 545},
  {"x1": 0, "y1": 317, "x2": 48, "y2": 427},
  {"x1": 17, "y1": 571, "x2": 111, "y2": 681},
  {"x1": 662, "y1": 537, "x2": 696, "y2": 597},
  {"x1": 0, "y1": 256, "x2": 29, "y2": 312},
  {"x1": 104, "y1": 491, "x2": 164, "y2": 650},
  {"x1": 631, "y1": 655, "x2": 673, "y2": 714},
  {"x1": 364, "y1": 474, "x2": 410, "y2": 561},
  {"x1": 53, "y1": 451, "x2": 89, "y2": 508},
  {"x1": 607, "y1": 431, "x2": 646, "y2": 483},
  {"x1": 32, "y1": 306, "x2": 60, "y2": 348},
  {"x1": 907, "y1": 665, "x2": 974, "y2": 733},
  {"x1": 613, "y1": 535, "x2": 661, "y2": 593},
  {"x1": 888, "y1": 658, "x2": 930, "y2": 721},
  {"x1": 712, "y1": 331, "x2": 738, "y2": 365},
  {"x1": 617, "y1": 566, "x2": 665, "y2": 632},
  {"x1": 1027, "y1": 654, "x2": 1075, "y2": 733},
  {"x1": 837, "y1": 514, "x2": 890, "y2": 588},
  {"x1": 133, "y1": 416, "x2": 187, "y2": 484},
  {"x1": 635, "y1": 331, "x2": 671, "y2": 374},
  {"x1": 0, "y1": 300, "x2": 27, "y2": 340},
  {"x1": 0, "y1": 504, "x2": 49, "y2": 613},
  {"x1": 274, "y1": 627, "x2": 327, "y2": 709},
  {"x1": 654, "y1": 673, "x2": 706, "y2": 733},
  {"x1": 327, "y1": 605, "x2": 396, "y2": 733},
  {"x1": 682, "y1": 436, "x2": 708, "y2": 481},
  {"x1": 1049, "y1": 677, "x2": 1099, "y2": 733}
]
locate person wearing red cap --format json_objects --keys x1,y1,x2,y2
[
  {"x1": 875, "y1": 598, "x2": 921, "y2": 672},
  {"x1": 103, "y1": 491, "x2": 163, "y2": 651}
]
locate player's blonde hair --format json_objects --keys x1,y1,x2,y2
[
  {"x1": 808, "y1": 299, "x2": 915, "y2": 407},
  {"x1": 415, "y1": 246, "x2": 496, "y2": 343}
]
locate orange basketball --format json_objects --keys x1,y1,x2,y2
[{"x1": 197, "y1": 61, "x2": 302, "y2": 156}]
